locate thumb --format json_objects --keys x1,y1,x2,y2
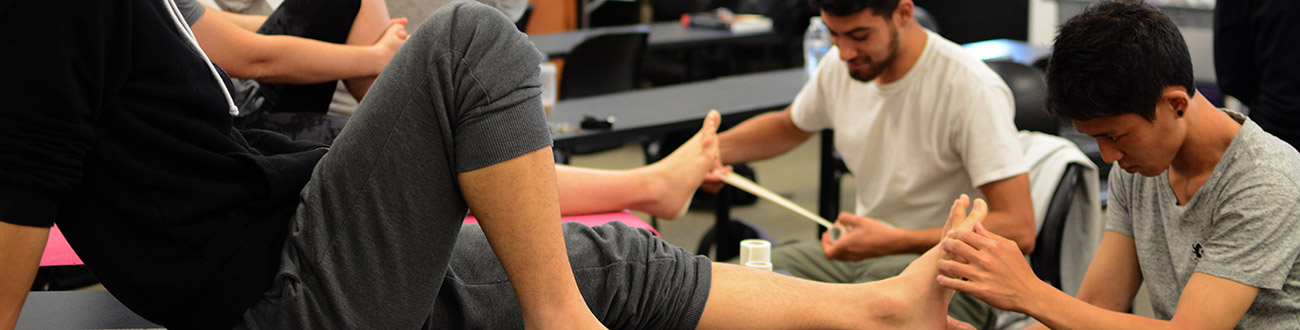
[{"x1": 835, "y1": 213, "x2": 867, "y2": 227}]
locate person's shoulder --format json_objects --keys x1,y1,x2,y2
[
  {"x1": 1218, "y1": 120, "x2": 1300, "y2": 198},
  {"x1": 925, "y1": 33, "x2": 1003, "y2": 84}
]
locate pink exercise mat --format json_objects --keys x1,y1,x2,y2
[{"x1": 41, "y1": 212, "x2": 656, "y2": 267}]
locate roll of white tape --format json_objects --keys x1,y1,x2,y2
[{"x1": 740, "y1": 239, "x2": 771, "y2": 265}]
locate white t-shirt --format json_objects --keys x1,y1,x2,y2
[{"x1": 790, "y1": 31, "x2": 1027, "y2": 230}]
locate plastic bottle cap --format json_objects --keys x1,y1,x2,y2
[{"x1": 744, "y1": 261, "x2": 773, "y2": 272}]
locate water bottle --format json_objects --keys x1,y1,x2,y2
[{"x1": 803, "y1": 17, "x2": 832, "y2": 77}]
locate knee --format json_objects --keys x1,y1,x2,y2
[{"x1": 406, "y1": 1, "x2": 541, "y2": 72}]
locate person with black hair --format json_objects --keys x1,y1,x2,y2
[
  {"x1": 936, "y1": 1, "x2": 1300, "y2": 328},
  {"x1": 711, "y1": 0, "x2": 1035, "y2": 327}
]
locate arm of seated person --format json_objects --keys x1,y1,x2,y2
[
  {"x1": 942, "y1": 230, "x2": 1258, "y2": 330},
  {"x1": 0, "y1": 222, "x2": 50, "y2": 330},
  {"x1": 198, "y1": 3, "x2": 267, "y2": 32},
  {"x1": 189, "y1": 5, "x2": 407, "y2": 84},
  {"x1": 822, "y1": 173, "x2": 1034, "y2": 261}
]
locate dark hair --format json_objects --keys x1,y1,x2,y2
[
  {"x1": 1045, "y1": 0, "x2": 1195, "y2": 121},
  {"x1": 808, "y1": 0, "x2": 899, "y2": 18}
]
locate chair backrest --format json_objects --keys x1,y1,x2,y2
[
  {"x1": 914, "y1": 6, "x2": 940, "y2": 34},
  {"x1": 986, "y1": 60, "x2": 1058, "y2": 135},
  {"x1": 1029, "y1": 162, "x2": 1084, "y2": 290},
  {"x1": 588, "y1": 0, "x2": 643, "y2": 27},
  {"x1": 560, "y1": 31, "x2": 649, "y2": 100},
  {"x1": 515, "y1": 3, "x2": 533, "y2": 32}
]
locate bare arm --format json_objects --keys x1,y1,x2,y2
[
  {"x1": 458, "y1": 147, "x2": 604, "y2": 329},
  {"x1": 717, "y1": 107, "x2": 815, "y2": 164},
  {"x1": 822, "y1": 173, "x2": 1035, "y2": 260},
  {"x1": 198, "y1": 3, "x2": 267, "y2": 32},
  {"x1": 189, "y1": 8, "x2": 407, "y2": 84},
  {"x1": 0, "y1": 222, "x2": 49, "y2": 330},
  {"x1": 894, "y1": 173, "x2": 1036, "y2": 254},
  {"x1": 941, "y1": 230, "x2": 1258, "y2": 330}
]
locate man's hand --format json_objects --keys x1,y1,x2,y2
[
  {"x1": 935, "y1": 221, "x2": 1046, "y2": 313},
  {"x1": 820, "y1": 213, "x2": 904, "y2": 261},
  {"x1": 700, "y1": 166, "x2": 732, "y2": 193}
]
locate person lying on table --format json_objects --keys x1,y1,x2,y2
[{"x1": 3, "y1": 0, "x2": 992, "y2": 328}]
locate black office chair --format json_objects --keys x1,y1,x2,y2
[
  {"x1": 985, "y1": 60, "x2": 1058, "y2": 135},
  {"x1": 515, "y1": 4, "x2": 533, "y2": 32},
  {"x1": 560, "y1": 31, "x2": 650, "y2": 155},
  {"x1": 560, "y1": 31, "x2": 649, "y2": 100},
  {"x1": 914, "y1": 6, "x2": 940, "y2": 34},
  {"x1": 587, "y1": 0, "x2": 643, "y2": 27},
  {"x1": 1030, "y1": 162, "x2": 1085, "y2": 290}
]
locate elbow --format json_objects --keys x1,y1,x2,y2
[
  {"x1": 1005, "y1": 212, "x2": 1038, "y2": 255},
  {"x1": 1017, "y1": 231, "x2": 1037, "y2": 255},
  {"x1": 215, "y1": 54, "x2": 272, "y2": 80}
]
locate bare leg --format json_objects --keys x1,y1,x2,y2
[
  {"x1": 343, "y1": 0, "x2": 395, "y2": 100},
  {"x1": 556, "y1": 111, "x2": 721, "y2": 219},
  {"x1": 696, "y1": 196, "x2": 986, "y2": 329}
]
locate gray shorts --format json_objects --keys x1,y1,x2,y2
[{"x1": 235, "y1": 2, "x2": 710, "y2": 328}]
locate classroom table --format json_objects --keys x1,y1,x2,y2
[{"x1": 529, "y1": 21, "x2": 778, "y2": 59}]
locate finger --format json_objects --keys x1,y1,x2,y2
[
  {"x1": 935, "y1": 273, "x2": 979, "y2": 293},
  {"x1": 835, "y1": 213, "x2": 864, "y2": 226},
  {"x1": 711, "y1": 165, "x2": 733, "y2": 177},
  {"x1": 821, "y1": 235, "x2": 840, "y2": 260},
  {"x1": 941, "y1": 236, "x2": 983, "y2": 263},
  {"x1": 950, "y1": 228, "x2": 998, "y2": 251},
  {"x1": 947, "y1": 316, "x2": 977, "y2": 330}
]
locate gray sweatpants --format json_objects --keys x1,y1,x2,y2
[{"x1": 237, "y1": 2, "x2": 711, "y2": 328}]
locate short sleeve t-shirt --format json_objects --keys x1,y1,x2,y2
[
  {"x1": 1107, "y1": 111, "x2": 1300, "y2": 328},
  {"x1": 174, "y1": 0, "x2": 206, "y2": 25},
  {"x1": 790, "y1": 31, "x2": 1026, "y2": 230}
]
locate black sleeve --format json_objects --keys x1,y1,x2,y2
[
  {"x1": 1246, "y1": 0, "x2": 1300, "y2": 114},
  {"x1": 0, "y1": 0, "x2": 117, "y2": 227},
  {"x1": 1213, "y1": 0, "x2": 1258, "y2": 104}
]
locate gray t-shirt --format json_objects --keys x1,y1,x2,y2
[
  {"x1": 1107, "y1": 110, "x2": 1300, "y2": 328},
  {"x1": 174, "y1": 0, "x2": 206, "y2": 25}
]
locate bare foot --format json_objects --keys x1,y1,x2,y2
[
  {"x1": 843, "y1": 196, "x2": 988, "y2": 329},
  {"x1": 634, "y1": 110, "x2": 722, "y2": 219}
]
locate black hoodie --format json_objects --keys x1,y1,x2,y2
[{"x1": 0, "y1": 0, "x2": 326, "y2": 327}]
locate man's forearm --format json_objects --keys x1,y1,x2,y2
[
  {"x1": 0, "y1": 222, "x2": 50, "y2": 330},
  {"x1": 892, "y1": 210, "x2": 1032, "y2": 255},
  {"x1": 1025, "y1": 287, "x2": 1178, "y2": 330},
  {"x1": 717, "y1": 109, "x2": 813, "y2": 164}
]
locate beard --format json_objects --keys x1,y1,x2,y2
[{"x1": 846, "y1": 24, "x2": 902, "y2": 83}]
